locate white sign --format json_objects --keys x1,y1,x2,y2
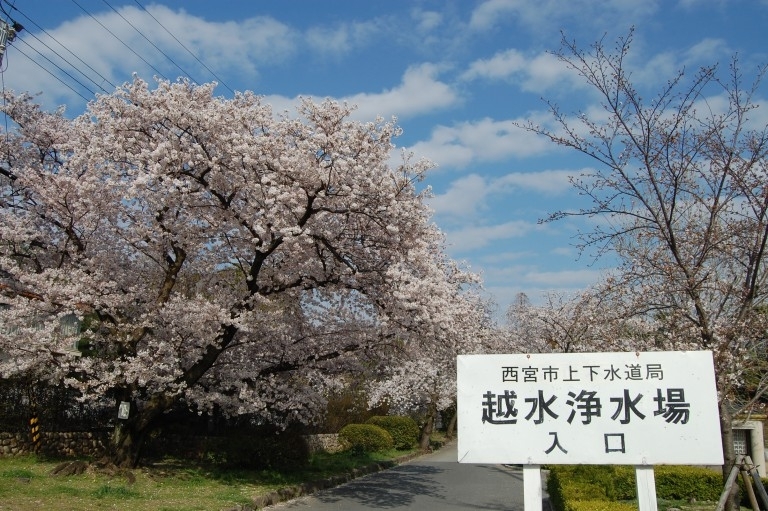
[
  {"x1": 117, "y1": 401, "x2": 131, "y2": 420},
  {"x1": 457, "y1": 351, "x2": 723, "y2": 465}
]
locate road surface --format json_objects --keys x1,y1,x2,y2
[{"x1": 268, "y1": 441, "x2": 535, "y2": 510}]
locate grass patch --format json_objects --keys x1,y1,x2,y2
[
  {"x1": 0, "y1": 447, "x2": 420, "y2": 511},
  {"x1": 93, "y1": 483, "x2": 138, "y2": 498},
  {"x1": 1, "y1": 468, "x2": 34, "y2": 479}
]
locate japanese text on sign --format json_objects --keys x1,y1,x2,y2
[{"x1": 457, "y1": 351, "x2": 722, "y2": 465}]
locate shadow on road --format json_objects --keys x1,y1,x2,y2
[
  {"x1": 274, "y1": 443, "x2": 533, "y2": 510},
  {"x1": 305, "y1": 464, "x2": 445, "y2": 509}
]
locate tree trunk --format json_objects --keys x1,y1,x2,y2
[
  {"x1": 110, "y1": 420, "x2": 140, "y2": 468},
  {"x1": 419, "y1": 401, "x2": 437, "y2": 451},
  {"x1": 719, "y1": 402, "x2": 738, "y2": 511},
  {"x1": 109, "y1": 393, "x2": 176, "y2": 467},
  {"x1": 445, "y1": 410, "x2": 457, "y2": 440}
]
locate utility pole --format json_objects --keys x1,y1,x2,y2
[{"x1": 0, "y1": 18, "x2": 22, "y2": 67}]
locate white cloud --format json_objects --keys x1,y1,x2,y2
[
  {"x1": 341, "y1": 63, "x2": 459, "y2": 120},
  {"x1": 468, "y1": 0, "x2": 518, "y2": 31},
  {"x1": 408, "y1": 117, "x2": 552, "y2": 170},
  {"x1": 522, "y1": 268, "x2": 605, "y2": 286},
  {"x1": 305, "y1": 20, "x2": 380, "y2": 56},
  {"x1": 462, "y1": 48, "x2": 584, "y2": 93},
  {"x1": 550, "y1": 246, "x2": 576, "y2": 257},
  {"x1": 483, "y1": 265, "x2": 609, "y2": 321},
  {"x1": 6, "y1": 5, "x2": 296, "y2": 110},
  {"x1": 468, "y1": 0, "x2": 658, "y2": 33},
  {"x1": 262, "y1": 63, "x2": 458, "y2": 122},
  {"x1": 461, "y1": 49, "x2": 528, "y2": 80},
  {"x1": 445, "y1": 220, "x2": 541, "y2": 251},
  {"x1": 427, "y1": 174, "x2": 489, "y2": 217},
  {"x1": 427, "y1": 169, "x2": 576, "y2": 219},
  {"x1": 411, "y1": 9, "x2": 443, "y2": 32},
  {"x1": 495, "y1": 169, "x2": 575, "y2": 195}
]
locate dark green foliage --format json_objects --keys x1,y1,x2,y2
[
  {"x1": 547, "y1": 464, "x2": 723, "y2": 511},
  {"x1": 738, "y1": 474, "x2": 768, "y2": 507},
  {"x1": 365, "y1": 416, "x2": 419, "y2": 450},
  {"x1": 546, "y1": 465, "x2": 567, "y2": 511},
  {"x1": 547, "y1": 464, "x2": 634, "y2": 505},
  {"x1": 221, "y1": 429, "x2": 310, "y2": 470},
  {"x1": 567, "y1": 501, "x2": 638, "y2": 511},
  {"x1": 321, "y1": 387, "x2": 376, "y2": 433},
  {"x1": 655, "y1": 466, "x2": 722, "y2": 501},
  {"x1": 338, "y1": 424, "x2": 393, "y2": 453},
  {"x1": 318, "y1": 379, "x2": 389, "y2": 433}
]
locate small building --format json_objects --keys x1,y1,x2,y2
[{"x1": 733, "y1": 416, "x2": 766, "y2": 476}]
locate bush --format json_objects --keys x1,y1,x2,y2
[
  {"x1": 365, "y1": 416, "x2": 419, "y2": 450},
  {"x1": 221, "y1": 429, "x2": 310, "y2": 470},
  {"x1": 567, "y1": 500, "x2": 638, "y2": 511},
  {"x1": 548, "y1": 464, "x2": 723, "y2": 511},
  {"x1": 338, "y1": 424, "x2": 393, "y2": 453},
  {"x1": 548, "y1": 465, "x2": 634, "y2": 506},
  {"x1": 321, "y1": 385, "x2": 387, "y2": 433},
  {"x1": 655, "y1": 465, "x2": 722, "y2": 501}
]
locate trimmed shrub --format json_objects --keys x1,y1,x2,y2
[
  {"x1": 365, "y1": 416, "x2": 419, "y2": 450},
  {"x1": 655, "y1": 465, "x2": 722, "y2": 501},
  {"x1": 338, "y1": 424, "x2": 393, "y2": 453},
  {"x1": 567, "y1": 500, "x2": 638, "y2": 511},
  {"x1": 548, "y1": 464, "x2": 723, "y2": 511}
]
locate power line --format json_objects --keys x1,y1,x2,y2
[
  {"x1": 101, "y1": 0, "x2": 200, "y2": 85},
  {"x1": 8, "y1": 42, "x2": 90, "y2": 102},
  {"x1": 4, "y1": 2, "x2": 117, "y2": 91},
  {"x1": 70, "y1": 0, "x2": 169, "y2": 81},
  {"x1": 1, "y1": 0, "x2": 235, "y2": 106},
  {"x1": 15, "y1": 37, "x2": 95, "y2": 98},
  {"x1": 132, "y1": 0, "x2": 235, "y2": 95},
  {"x1": 6, "y1": 19, "x2": 111, "y2": 94}
]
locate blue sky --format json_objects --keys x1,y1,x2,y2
[{"x1": 2, "y1": 0, "x2": 767, "y2": 321}]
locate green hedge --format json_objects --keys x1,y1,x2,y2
[
  {"x1": 655, "y1": 466, "x2": 722, "y2": 501},
  {"x1": 338, "y1": 424, "x2": 393, "y2": 453},
  {"x1": 547, "y1": 465, "x2": 724, "y2": 511},
  {"x1": 365, "y1": 416, "x2": 419, "y2": 450},
  {"x1": 567, "y1": 500, "x2": 638, "y2": 511}
]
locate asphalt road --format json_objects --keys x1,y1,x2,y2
[{"x1": 267, "y1": 441, "x2": 532, "y2": 510}]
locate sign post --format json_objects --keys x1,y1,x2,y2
[{"x1": 457, "y1": 351, "x2": 723, "y2": 511}]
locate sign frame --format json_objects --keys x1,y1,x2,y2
[{"x1": 457, "y1": 350, "x2": 723, "y2": 466}]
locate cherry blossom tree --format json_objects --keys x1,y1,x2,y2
[
  {"x1": 520, "y1": 29, "x2": 768, "y2": 506},
  {"x1": 0, "y1": 78, "x2": 476, "y2": 466},
  {"x1": 505, "y1": 289, "x2": 656, "y2": 354},
  {"x1": 368, "y1": 284, "x2": 495, "y2": 449}
]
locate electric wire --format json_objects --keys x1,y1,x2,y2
[
  {"x1": 0, "y1": 0, "x2": 235, "y2": 107},
  {"x1": 6, "y1": 43, "x2": 91, "y2": 102},
  {"x1": 3, "y1": 2, "x2": 117, "y2": 91},
  {"x1": 12, "y1": 38, "x2": 92, "y2": 101},
  {"x1": 100, "y1": 0, "x2": 200, "y2": 85},
  {"x1": 132, "y1": 0, "x2": 236, "y2": 95},
  {"x1": 1, "y1": 0, "x2": 13, "y2": 168},
  {"x1": 5, "y1": 20, "x2": 111, "y2": 94},
  {"x1": 70, "y1": 0, "x2": 169, "y2": 81}
]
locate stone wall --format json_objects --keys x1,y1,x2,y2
[
  {"x1": 0, "y1": 431, "x2": 107, "y2": 458},
  {"x1": 1, "y1": 431, "x2": 342, "y2": 458},
  {"x1": 303, "y1": 433, "x2": 344, "y2": 454}
]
